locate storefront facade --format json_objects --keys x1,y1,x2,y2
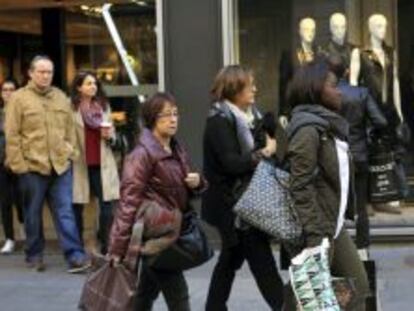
[
  {"x1": 219, "y1": 0, "x2": 414, "y2": 239},
  {"x1": 0, "y1": 0, "x2": 414, "y2": 240}
]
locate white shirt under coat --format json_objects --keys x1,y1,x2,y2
[{"x1": 334, "y1": 138, "x2": 350, "y2": 239}]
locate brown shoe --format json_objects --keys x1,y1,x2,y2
[
  {"x1": 67, "y1": 259, "x2": 91, "y2": 274},
  {"x1": 372, "y1": 203, "x2": 402, "y2": 214}
]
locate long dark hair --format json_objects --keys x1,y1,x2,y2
[{"x1": 70, "y1": 71, "x2": 108, "y2": 110}]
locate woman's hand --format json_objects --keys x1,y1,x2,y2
[
  {"x1": 101, "y1": 124, "x2": 114, "y2": 141},
  {"x1": 185, "y1": 172, "x2": 201, "y2": 189},
  {"x1": 260, "y1": 134, "x2": 277, "y2": 158}
]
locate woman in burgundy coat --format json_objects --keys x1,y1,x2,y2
[{"x1": 108, "y1": 92, "x2": 205, "y2": 311}]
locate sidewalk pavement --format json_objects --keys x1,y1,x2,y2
[{"x1": 0, "y1": 244, "x2": 413, "y2": 311}]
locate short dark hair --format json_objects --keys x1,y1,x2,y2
[
  {"x1": 142, "y1": 92, "x2": 177, "y2": 129},
  {"x1": 1, "y1": 78, "x2": 19, "y2": 90},
  {"x1": 287, "y1": 59, "x2": 330, "y2": 108},
  {"x1": 70, "y1": 71, "x2": 108, "y2": 110},
  {"x1": 30, "y1": 55, "x2": 53, "y2": 71},
  {"x1": 211, "y1": 65, "x2": 253, "y2": 102}
]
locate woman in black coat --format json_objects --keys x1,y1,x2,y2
[{"x1": 202, "y1": 65, "x2": 284, "y2": 311}]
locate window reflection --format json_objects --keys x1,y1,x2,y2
[{"x1": 0, "y1": 1, "x2": 158, "y2": 89}]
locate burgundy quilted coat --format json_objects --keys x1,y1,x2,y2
[{"x1": 109, "y1": 128, "x2": 205, "y2": 257}]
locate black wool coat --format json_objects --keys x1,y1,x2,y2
[{"x1": 201, "y1": 104, "x2": 269, "y2": 247}]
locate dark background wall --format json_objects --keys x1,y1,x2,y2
[
  {"x1": 238, "y1": 0, "x2": 292, "y2": 114},
  {"x1": 162, "y1": 0, "x2": 223, "y2": 169}
]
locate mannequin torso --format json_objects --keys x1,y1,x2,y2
[{"x1": 324, "y1": 39, "x2": 355, "y2": 69}]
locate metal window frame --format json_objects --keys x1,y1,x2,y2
[
  {"x1": 221, "y1": 0, "x2": 239, "y2": 65},
  {"x1": 101, "y1": 1, "x2": 165, "y2": 97},
  {"x1": 155, "y1": 0, "x2": 165, "y2": 91}
]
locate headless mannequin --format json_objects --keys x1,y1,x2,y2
[
  {"x1": 324, "y1": 13, "x2": 355, "y2": 69},
  {"x1": 350, "y1": 14, "x2": 404, "y2": 212},
  {"x1": 279, "y1": 18, "x2": 318, "y2": 127},
  {"x1": 349, "y1": 14, "x2": 403, "y2": 121}
]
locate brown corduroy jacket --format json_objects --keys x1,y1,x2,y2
[{"x1": 5, "y1": 81, "x2": 76, "y2": 175}]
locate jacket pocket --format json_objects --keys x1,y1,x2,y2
[
  {"x1": 22, "y1": 109, "x2": 43, "y2": 132},
  {"x1": 51, "y1": 106, "x2": 69, "y2": 125}
]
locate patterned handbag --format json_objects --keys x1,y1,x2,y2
[{"x1": 234, "y1": 160, "x2": 303, "y2": 245}]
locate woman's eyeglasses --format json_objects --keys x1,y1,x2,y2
[{"x1": 157, "y1": 111, "x2": 179, "y2": 119}]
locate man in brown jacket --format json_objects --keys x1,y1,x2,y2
[{"x1": 5, "y1": 55, "x2": 88, "y2": 273}]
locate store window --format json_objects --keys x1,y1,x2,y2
[
  {"x1": 0, "y1": 1, "x2": 161, "y2": 237},
  {"x1": 229, "y1": 0, "x2": 414, "y2": 231},
  {"x1": 0, "y1": 0, "x2": 161, "y2": 160},
  {"x1": 0, "y1": 1, "x2": 159, "y2": 95},
  {"x1": 66, "y1": 2, "x2": 158, "y2": 89}
]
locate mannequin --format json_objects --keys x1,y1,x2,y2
[
  {"x1": 323, "y1": 13, "x2": 355, "y2": 69},
  {"x1": 349, "y1": 14, "x2": 403, "y2": 121},
  {"x1": 349, "y1": 14, "x2": 404, "y2": 213},
  {"x1": 279, "y1": 17, "x2": 321, "y2": 126},
  {"x1": 297, "y1": 18, "x2": 317, "y2": 64}
]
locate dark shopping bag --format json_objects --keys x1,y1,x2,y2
[
  {"x1": 368, "y1": 151, "x2": 401, "y2": 203},
  {"x1": 78, "y1": 262, "x2": 137, "y2": 311},
  {"x1": 146, "y1": 211, "x2": 214, "y2": 271},
  {"x1": 78, "y1": 221, "x2": 143, "y2": 311}
]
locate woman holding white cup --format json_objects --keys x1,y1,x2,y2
[{"x1": 70, "y1": 71, "x2": 120, "y2": 255}]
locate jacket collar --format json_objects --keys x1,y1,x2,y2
[
  {"x1": 27, "y1": 81, "x2": 54, "y2": 97},
  {"x1": 139, "y1": 128, "x2": 185, "y2": 162},
  {"x1": 209, "y1": 101, "x2": 261, "y2": 123},
  {"x1": 74, "y1": 109, "x2": 84, "y2": 128},
  {"x1": 287, "y1": 104, "x2": 349, "y2": 141}
]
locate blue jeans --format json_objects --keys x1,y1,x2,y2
[{"x1": 19, "y1": 168, "x2": 85, "y2": 263}]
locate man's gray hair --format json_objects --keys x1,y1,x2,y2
[{"x1": 29, "y1": 55, "x2": 53, "y2": 71}]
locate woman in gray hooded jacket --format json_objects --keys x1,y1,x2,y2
[{"x1": 284, "y1": 59, "x2": 370, "y2": 310}]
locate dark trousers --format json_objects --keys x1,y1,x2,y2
[
  {"x1": 19, "y1": 169, "x2": 85, "y2": 263},
  {"x1": 73, "y1": 166, "x2": 114, "y2": 254},
  {"x1": 206, "y1": 228, "x2": 284, "y2": 311},
  {"x1": 355, "y1": 161, "x2": 370, "y2": 249},
  {"x1": 0, "y1": 167, "x2": 24, "y2": 240},
  {"x1": 135, "y1": 263, "x2": 190, "y2": 311}
]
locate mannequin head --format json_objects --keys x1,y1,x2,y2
[
  {"x1": 330, "y1": 13, "x2": 347, "y2": 44},
  {"x1": 368, "y1": 14, "x2": 387, "y2": 41},
  {"x1": 299, "y1": 17, "x2": 316, "y2": 45}
]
